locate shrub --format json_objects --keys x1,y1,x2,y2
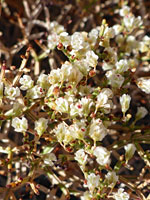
[{"x1": 0, "y1": 0, "x2": 150, "y2": 199}]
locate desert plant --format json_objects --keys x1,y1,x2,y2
[{"x1": 0, "y1": 0, "x2": 150, "y2": 199}]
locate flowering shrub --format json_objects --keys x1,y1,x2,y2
[{"x1": 1, "y1": 0, "x2": 150, "y2": 199}]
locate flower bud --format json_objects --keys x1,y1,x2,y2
[
  {"x1": 120, "y1": 94, "x2": 131, "y2": 114},
  {"x1": 124, "y1": 143, "x2": 136, "y2": 163},
  {"x1": 105, "y1": 171, "x2": 118, "y2": 188},
  {"x1": 89, "y1": 70, "x2": 96, "y2": 77},
  {"x1": 135, "y1": 106, "x2": 148, "y2": 121}
]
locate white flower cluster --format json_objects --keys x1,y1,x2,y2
[{"x1": 1, "y1": 3, "x2": 149, "y2": 199}]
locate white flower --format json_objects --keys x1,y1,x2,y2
[
  {"x1": 47, "y1": 21, "x2": 65, "y2": 50},
  {"x1": 74, "y1": 149, "x2": 88, "y2": 166},
  {"x1": 69, "y1": 120, "x2": 86, "y2": 140},
  {"x1": 113, "y1": 188, "x2": 130, "y2": 200},
  {"x1": 120, "y1": 94, "x2": 131, "y2": 114},
  {"x1": 78, "y1": 85, "x2": 93, "y2": 96},
  {"x1": 123, "y1": 15, "x2": 142, "y2": 31},
  {"x1": 55, "y1": 97, "x2": 69, "y2": 113},
  {"x1": 106, "y1": 70, "x2": 125, "y2": 88},
  {"x1": 102, "y1": 62, "x2": 114, "y2": 71},
  {"x1": 50, "y1": 21, "x2": 65, "y2": 34},
  {"x1": 35, "y1": 118, "x2": 48, "y2": 137},
  {"x1": 37, "y1": 74, "x2": 50, "y2": 89},
  {"x1": 119, "y1": 6, "x2": 130, "y2": 17},
  {"x1": 5, "y1": 86, "x2": 20, "y2": 100},
  {"x1": 12, "y1": 117, "x2": 28, "y2": 132},
  {"x1": 124, "y1": 143, "x2": 136, "y2": 162},
  {"x1": 44, "y1": 153, "x2": 57, "y2": 166},
  {"x1": 86, "y1": 173, "x2": 100, "y2": 193},
  {"x1": 139, "y1": 36, "x2": 150, "y2": 52},
  {"x1": 99, "y1": 27, "x2": 115, "y2": 47},
  {"x1": 103, "y1": 27, "x2": 115, "y2": 39},
  {"x1": 81, "y1": 191, "x2": 92, "y2": 200},
  {"x1": 124, "y1": 16, "x2": 134, "y2": 30},
  {"x1": 101, "y1": 88, "x2": 113, "y2": 98},
  {"x1": 126, "y1": 35, "x2": 137, "y2": 46},
  {"x1": 89, "y1": 28, "x2": 99, "y2": 39},
  {"x1": 134, "y1": 16, "x2": 143, "y2": 27},
  {"x1": 96, "y1": 88, "x2": 113, "y2": 114},
  {"x1": 139, "y1": 35, "x2": 150, "y2": 53},
  {"x1": 97, "y1": 93, "x2": 109, "y2": 108},
  {"x1": 85, "y1": 50, "x2": 98, "y2": 68},
  {"x1": 96, "y1": 88, "x2": 113, "y2": 108},
  {"x1": 139, "y1": 42, "x2": 149, "y2": 53},
  {"x1": 63, "y1": 129, "x2": 74, "y2": 146},
  {"x1": 128, "y1": 58, "x2": 139, "y2": 69},
  {"x1": 19, "y1": 75, "x2": 34, "y2": 90},
  {"x1": 104, "y1": 47, "x2": 118, "y2": 63},
  {"x1": 70, "y1": 103, "x2": 83, "y2": 117},
  {"x1": 48, "y1": 68, "x2": 62, "y2": 84},
  {"x1": 126, "y1": 36, "x2": 139, "y2": 53},
  {"x1": 135, "y1": 107, "x2": 148, "y2": 120},
  {"x1": 89, "y1": 28, "x2": 99, "y2": 46},
  {"x1": 93, "y1": 146, "x2": 111, "y2": 166},
  {"x1": 63, "y1": 130, "x2": 75, "y2": 146},
  {"x1": 116, "y1": 59, "x2": 129, "y2": 73},
  {"x1": 26, "y1": 85, "x2": 44, "y2": 99},
  {"x1": 54, "y1": 122, "x2": 75, "y2": 145},
  {"x1": 46, "y1": 84, "x2": 59, "y2": 97},
  {"x1": 59, "y1": 32, "x2": 70, "y2": 47},
  {"x1": 89, "y1": 119, "x2": 107, "y2": 142},
  {"x1": 137, "y1": 78, "x2": 150, "y2": 94},
  {"x1": 115, "y1": 34, "x2": 125, "y2": 45},
  {"x1": 61, "y1": 61, "x2": 83, "y2": 84},
  {"x1": 105, "y1": 171, "x2": 118, "y2": 188},
  {"x1": 113, "y1": 25, "x2": 123, "y2": 35},
  {"x1": 143, "y1": 35, "x2": 150, "y2": 45},
  {"x1": 71, "y1": 32, "x2": 85, "y2": 51},
  {"x1": 80, "y1": 97, "x2": 93, "y2": 116},
  {"x1": 74, "y1": 60, "x2": 89, "y2": 76},
  {"x1": 48, "y1": 33, "x2": 59, "y2": 50},
  {"x1": 54, "y1": 122, "x2": 66, "y2": 143}
]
